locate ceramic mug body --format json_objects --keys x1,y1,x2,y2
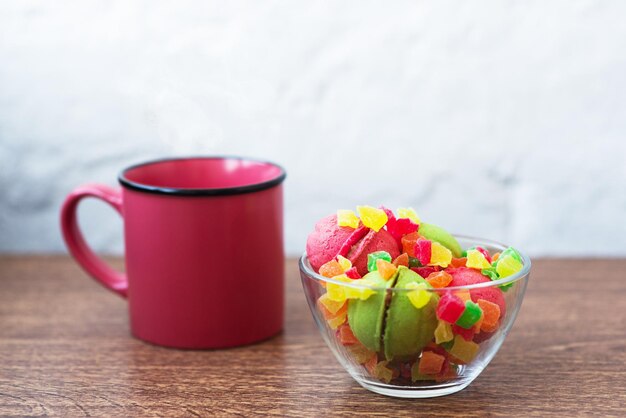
[{"x1": 61, "y1": 157, "x2": 286, "y2": 349}]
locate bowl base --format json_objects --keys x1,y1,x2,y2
[{"x1": 356, "y1": 378, "x2": 472, "y2": 398}]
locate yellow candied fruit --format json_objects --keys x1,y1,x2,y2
[
  {"x1": 496, "y1": 255, "x2": 523, "y2": 278},
  {"x1": 345, "y1": 277, "x2": 376, "y2": 300},
  {"x1": 372, "y1": 361, "x2": 394, "y2": 384},
  {"x1": 328, "y1": 275, "x2": 375, "y2": 302},
  {"x1": 348, "y1": 343, "x2": 376, "y2": 364},
  {"x1": 466, "y1": 249, "x2": 492, "y2": 270},
  {"x1": 326, "y1": 274, "x2": 352, "y2": 303},
  {"x1": 337, "y1": 209, "x2": 360, "y2": 229},
  {"x1": 405, "y1": 282, "x2": 432, "y2": 309},
  {"x1": 327, "y1": 311, "x2": 347, "y2": 329},
  {"x1": 336, "y1": 255, "x2": 352, "y2": 272},
  {"x1": 435, "y1": 320, "x2": 454, "y2": 344},
  {"x1": 449, "y1": 335, "x2": 480, "y2": 363},
  {"x1": 397, "y1": 207, "x2": 421, "y2": 225},
  {"x1": 318, "y1": 293, "x2": 346, "y2": 315},
  {"x1": 356, "y1": 205, "x2": 388, "y2": 232},
  {"x1": 429, "y1": 242, "x2": 452, "y2": 268}
]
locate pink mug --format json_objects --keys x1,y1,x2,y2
[{"x1": 60, "y1": 156, "x2": 286, "y2": 349}]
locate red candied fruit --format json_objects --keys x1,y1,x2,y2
[
  {"x1": 412, "y1": 266, "x2": 439, "y2": 278},
  {"x1": 451, "y1": 324, "x2": 475, "y2": 341},
  {"x1": 415, "y1": 238, "x2": 432, "y2": 266},
  {"x1": 436, "y1": 293, "x2": 466, "y2": 323},
  {"x1": 345, "y1": 267, "x2": 361, "y2": 279}
]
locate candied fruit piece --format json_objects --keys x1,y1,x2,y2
[
  {"x1": 338, "y1": 324, "x2": 359, "y2": 345},
  {"x1": 364, "y1": 354, "x2": 379, "y2": 374},
  {"x1": 317, "y1": 297, "x2": 347, "y2": 320},
  {"x1": 418, "y1": 351, "x2": 446, "y2": 375},
  {"x1": 451, "y1": 324, "x2": 475, "y2": 341},
  {"x1": 426, "y1": 271, "x2": 453, "y2": 288},
  {"x1": 429, "y1": 242, "x2": 452, "y2": 268},
  {"x1": 348, "y1": 343, "x2": 376, "y2": 364},
  {"x1": 345, "y1": 267, "x2": 361, "y2": 279},
  {"x1": 392, "y1": 253, "x2": 410, "y2": 267},
  {"x1": 414, "y1": 238, "x2": 432, "y2": 265},
  {"x1": 401, "y1": 232, "x2": 420, "y2": 257},
  {"x1": 481, "y1": 267, "x2": 499, "y2": 281},
  {"x1": 317, "y1": 293, "x2": 346, "y2": 315},
  {"x1": 367, "y1": 251, "x2": 392, "y2": 272},
  {"x1": 356, "y1": 206, "x2": 388, "y2": 232},
  {"x1": 405, "y1": 282, "x2": 432, "y2": 309},
  {"x1": 386, "y1": 217, "x2": 418, "y2": 243},
  {"x1": 372, "y1": 361, "x2": 394, "y2": 384},
  {"x1": 327, "y1": 310, "x2": 347, "y2": 329},
  {"x1": 326, "y1": 274, "x2": 352, "y2": 302},
  {"x1": 319, "y1": 260, "x2": 343, "y2": 278},
  {"x1": 413, "y1": 266, "x2": 438, "y2": 278},
  {"x1": 477, "y1": 299, "x2": 501, "y2": 332},
  {"x1": 448, "y1": 335, "x2": 479, "y2": 363},
  {"x1": 454, "y1": 289, "x2": 471, "y2": 302},
  {"x1": 475, "y1": 246, "x2": 492, "y2": 263},
  {"x1": 455, "y1": 300, "x2": 483, "y2": 329},
  {"x1": 376, "y1": 259, "x2": 397, "y2": 280},
  {"x1": 450, "y1": 257, "x2": 467, "y2": 268},
  {"x1": 397, "y1": 207, "x2": 421, "y2": 224},
  {"x1": 343, "y1": 278, "x2": 375, "y2": 300},
  {"x1": 466, "y1": 249, "x2": 492, "y2": 270},
  {"x1": 434, "y1": 320, "x2": 454, "y2": 344},
  {"x1": 473, "y1": 311, "x2": 485, "y2": 333},
  {"x1": 337, "y1": 209, "x2": 360, "y2": 229},
  {"x1": 336, "y1": 255, "x2": 352, "y2": 272},
  {"x1": 495, "y1": 255, "x2": 523, "y2": 278},
  {"x1": 436, "y1": 293, "x2": 466, "y2": 323}
]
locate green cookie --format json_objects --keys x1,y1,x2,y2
[
  {"x1": 418, "y1": 222, "x2": 463, "y2": 258},
  {"x1": 383, "y1": 267, "x2": 439, "y2": 361},
  {"x1": 347, "y1": 270, "x2": 397, "y2": 352}
]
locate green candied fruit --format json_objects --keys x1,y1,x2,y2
[
  {"x1": 367, "y1": 251, "x2": 392, "y2": 272},
  {"x1": 455, "y1": 301, "x2": 483, "y2": 329},
  {"x1": 481, "y1": 267, "x2": 498, "y2": 281}
]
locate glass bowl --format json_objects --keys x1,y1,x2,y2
[{"x1": 299, "y1": 235, "x2": 531, "y2": 398}]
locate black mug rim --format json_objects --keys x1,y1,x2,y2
[{"x1": 118, "y1": 156, "x2": 286, "y2": 196}]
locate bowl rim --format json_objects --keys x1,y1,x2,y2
[{"x1": 299, "y1": 234, "x2": 531, "y2": 291}]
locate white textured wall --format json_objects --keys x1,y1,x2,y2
[{"x1": 1, "y1": 1, "x2": 625, "y2": 257}]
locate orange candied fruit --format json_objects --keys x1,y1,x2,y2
[
  {"x1": 376, "y1": 259, "x2": 397, "y2": 280},
  {"x1": 364, "y1": 353, "x2": 379, "y2": 374},
  {"x1": 418, "y1": 351, "x2": 446, "y2": 375},
  {"x1": 317, "y1": 298, "x2": 347, "y2": 321},
  {"x1": 426, "y1": 271, "x2": 453, "y2": 288},
  {"x1": 338, "y1": 324, "x2": 359, "y2": 345},
  {"x1": 477, "y1": 299, "x2": 501, "y2": 332},
  {"x1": 392, "y1": 253, "x2": 410, "y2": 267},
  {"x1": 491, "y1": 252, "x2": 501, "y2": 262},
  {"x1": 450, "y1": 257, "x2": 467, "y2": 268},
  {"x1": 401, "y1": 232, "x2": 420, "y2": 257},
  {"x1": 319, "y1": 260, "x2": 344, "y2": 278}
]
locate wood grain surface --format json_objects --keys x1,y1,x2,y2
[{"x1": 0, "y1": 256, "x2": 625, "y2": 417}]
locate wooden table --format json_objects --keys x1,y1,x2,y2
[{"x1": 0, "y1": 256, "x2": 624, "y2": 416}]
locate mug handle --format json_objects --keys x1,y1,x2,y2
[{"x1": 60, "y1": 184, "x2": 128, "y2": 298}]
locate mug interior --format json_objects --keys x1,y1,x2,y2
[{"x1": 119, "y1": 157, "x2": 286, "y2": 195}]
